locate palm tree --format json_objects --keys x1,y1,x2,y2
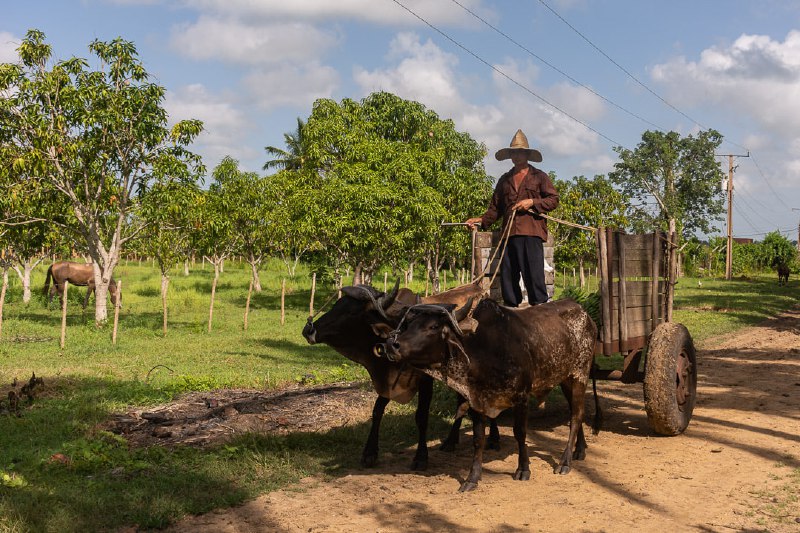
[{"x1": 263, "y1": 117, "x2": 307, "y2": 171}]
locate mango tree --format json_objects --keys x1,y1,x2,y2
[
  {"x1": 137, "y1": 181, "x2": 199, "y2": 335},
  {"x1": 302, "y1": 92, "x2": 491, "y2": 287},
  {"x1": 609, "y1": 129, "x2": 725, "y2": 240},
  {"x1": 551, "y1": 175, "x2": 629, "y2": 286},
  {"x1": 262, "y1": 169, "x2": 321, "y2": 277},
  {"x1": 211, "y1": 157, "x2": 272, "y2": 290},
  {"x1": 192, "y1": 170, "x2": 236, "y2": 332},
  {"x1": 0, "y1": 30, "x2": 203, "y2": 323}
]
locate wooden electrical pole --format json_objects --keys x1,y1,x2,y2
[
  {"x1": 717, "y1": 152, "x2": 749, "y2": 280},
  {"x1": 793, "y1": 208, "x2": 800, "y2": 252}
]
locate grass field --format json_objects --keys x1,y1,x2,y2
[{"x1": 1, "y1": 259, "x2": 798, "y2": 531}]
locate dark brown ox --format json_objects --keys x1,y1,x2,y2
[
  {"x1": 376, "y1": 298, "x2": 597, "y2": 491},
  {"x1": 777, "y1": 263, "x2": 790, "y2": 286},
  {"x1": 301, "y1": 280, "x2": 498, "y2": 470},
  {"x1": 43, "y1": 261, "x2": 119, "y2": 308}
]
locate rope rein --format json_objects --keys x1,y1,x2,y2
[
  {"x1": 475, "y1": 209, "x2": 518, "y2": 296},
  {"x1": 309, "y1": 290, "x2": 340, "y2": 320}
]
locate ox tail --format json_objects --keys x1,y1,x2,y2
[
  {"x1": 590, "y1": 364, "x2": 603, "y2": 435},
  {"x1": 43, "y1": 265, "x2": 54, "y2": 296}
]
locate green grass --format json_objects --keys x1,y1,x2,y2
[{"x1": 1, "y1": 261, "x2": 799, "y2": 531}]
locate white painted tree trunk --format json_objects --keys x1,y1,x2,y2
[
  {"x1": 249, "y1": 258, "x2": 262, "y2": 292},
  {"x1": 161, "y1": 274, "x2": 169, "y2": 336},
  {"x1": 0, "y1": 269, "x2": 8, "y2": 338},
  {"x1": 12, "y1": 257, "x2": 42, "y2": 304},
  {"x1": 208, "y1": 260, "x2": 221, "y2": 332}
]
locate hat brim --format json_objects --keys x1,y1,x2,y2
[{"x1": 495, "y1": 147, "x2": 543, "y2": 163}]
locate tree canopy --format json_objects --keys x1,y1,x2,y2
[
  {"x1": 0, "y1": 29, "x2": 204, "y2": 321},
  {"x1": 609, "y1": 130, "x2": 725, "y2": 240},
  {"x1": 299, "y1": 91, "x2": 492, "y2": 283}
]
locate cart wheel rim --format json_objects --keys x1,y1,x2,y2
[{"x1": 675, "y1": 349, "x2": 692, "y2": 410}]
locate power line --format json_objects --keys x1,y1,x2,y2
[
  {"x1": 535, "y1": 0, "x2": 757, "y2": 155},
  {"x1": 389, "y1": 0, "x2": 626, "y2": 148},
  {"x1": 448, "y1": 0, "x2": 667, "y2": 133},
  {"x1": 734, "y1": 190, "x2": 782, "y2": 230},
  {"x1": 748, "y1": 154, "x2": 792, "y2": 210},
  {"x1": 537, "y1": 0, "x2": 710, "y2": 132}
]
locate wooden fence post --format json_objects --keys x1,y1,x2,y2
[
  {"x1": 0, "y1": 270, "x2": 7, "y2": 339},
  {"x1": 384, "y1": 272, "x2": 388, "y2": 293},
  {"x1": 60, "y1": 281, "x2": 69, "y2": 349},
  {"x1": 112, "y1": 280, "x2": 122, "y2": 344},
  {"x1": 281, "y1": 278, "x2": 286, "y2": 326},
  {"x1": 309, "y1": 273, "x2": 316, "y2": 317},
  {"x1": 244, "y1": 278, "x2": 253, "y2": 331}
]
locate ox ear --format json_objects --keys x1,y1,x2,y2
[{"x1": 370, "y1": 322, "x2": 394, "y2": 339}]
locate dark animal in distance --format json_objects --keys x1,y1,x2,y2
[
  {"x1": 43, "y1": 261, "x2": 119, "y2": 308},
  {"x1": 302, "y1": 281, "x2": 499, "y2": 471},
  {"x1": 376, "y1": 297, "x2": 598, "y2": 491},
  {"x1": 777, "y1": 263, "x2": 790, "y2": 286}
]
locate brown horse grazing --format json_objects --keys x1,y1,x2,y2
[
  {"x1": 777, "y1": 263, "x2": 790, "y2": 286},
  {"x1": 43, "y1": 261, "x2": 119, "y2": 308}
]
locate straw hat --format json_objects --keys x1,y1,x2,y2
[{"x1": 494, "y1": 129, "x2": 543, "y2": 162}]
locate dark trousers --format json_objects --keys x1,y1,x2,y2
[{"x1": 500, "y1": 235, "x2": 547, "y2": 306}]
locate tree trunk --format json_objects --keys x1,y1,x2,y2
[
  {"x1": 248, "y1": 256, "x2": 262, "y2": 292},
  {"x1": 208, "y1": 261, "x2": 220, "y2": 332},
  {"x1": 11, "y1": 258, "x2": 38, "y2": 304},
  {"x1": 161, "y1": 274, "x2": 169, "y2": 337},
  {"x1": 184, "y1": 259, "x2": 190, "y2": 276},
  {"x1": 0, "y1": 269, "x2": 8, "y2": 338}
]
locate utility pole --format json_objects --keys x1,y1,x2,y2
[
  {"x1": 716, "y1": 152, "x2": 749, "y2": 280},
  {"x1": 793, "y1": 208, "x2": 800, "y2": 252}
]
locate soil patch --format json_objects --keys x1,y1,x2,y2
[{"x1": 121, "y1": 308, "x2": 800, "y2": 532}]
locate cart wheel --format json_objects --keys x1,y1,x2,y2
[{"x1": 643, "y1": 322, "x2": 697, "y2": 435}]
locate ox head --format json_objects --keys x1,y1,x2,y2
[
  {"x1": 302, "y1": 281, "x2": 403, "y2": 348},
  {"x1": 374, "y1": 298, "x2": 472, "y2": 366}
]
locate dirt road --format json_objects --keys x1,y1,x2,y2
[{"x1": 166, "y1": 308, "x2": 800, "y2": 532}]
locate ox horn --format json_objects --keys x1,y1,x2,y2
[
  {"x1": 377, "y1": 279, "x2": 400, "y2": 311},
  {"x1": 453, "y1": 297, "x2": 474, "y2": 323},
  {"x1": 351, "y1": 285, "x2": 389, "y2": 320}
]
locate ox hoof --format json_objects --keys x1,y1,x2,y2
[
  {"x1": 439, "y1": 440, "x2": 457, "y2": 452},
  {"x1": 458, "y1": 481, "x2": 479, "y2": 492},
  {"x1": 554, "y1": 464, "x2": 572, "y2": 475},
  {"x1": 513, "y1": 469, "x2": 530, "y2": 481},
  {"x1": 360, "y1": 454, "x2": 378, "y2": 468},
  {"x1": 409, "y1": 457, "x2": 428, "y2": 471}
]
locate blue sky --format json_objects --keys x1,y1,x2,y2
[{"x1": 3, "y1": 0, "x2": 800, "y2": 240}]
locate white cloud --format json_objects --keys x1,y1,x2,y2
[
  {"x1": 0, "y1": 31, "x2": 20, "y2": 63},
  {"x1": 490, "y1": 58, "x2": 602, "y2": 160},
  {"x1": 182, "y1": 0, "x2": 490, "y2": 27},
  {"x1": 652, "y1": 31, "x2": 800, "y2": 136},
  {"x1": 164, "y1": 84, "x2": 258, "y2": 168},
  {"x1": 354, "y1": 32, "x2": 463, "y2": 115},
  {"x1": 170, "y1": 16, "x2": 339, "y2": 65},
  {"x1": 243, "y1": 61, "x2": 339, "y2": 111},
  {"x1": 354, "y1": 33, "x2": 608, "y2": 178}
]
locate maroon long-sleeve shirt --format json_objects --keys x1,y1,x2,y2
[{"x1": 480, "y1": 165, "x2": 559, "y2": 240}]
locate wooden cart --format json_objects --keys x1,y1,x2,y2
[{"x1": 473, "y1": 227, "x2": 698, "y2": 435}]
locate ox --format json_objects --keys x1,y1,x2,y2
[
  {"x1": 43, "y1": 261, "x2": 120, "y2": 309},
  {"x1": 777, "y1": 263, "x2": 790, "y2": 286},
  {"x1": 302, "y1": 281, "x2": 499, "y2": 471},
  {"x1": 376, "y1": 298, "x2": 597, "y2": 491}
]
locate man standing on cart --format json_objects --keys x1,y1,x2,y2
[{"x1": 466, "y1": 129, "x2": 559, "y2": 307}]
